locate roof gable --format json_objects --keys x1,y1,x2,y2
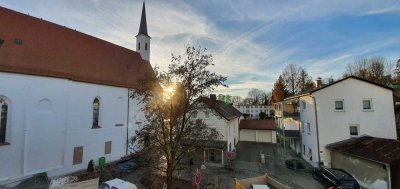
[
  {"x1": 311, "y1": 76, "x2": 393, "y2": 94},
  {"x1": 198, "y1": 97, "x2": 242, "y2": 120},
  {"x1": 0, "y1": 6, "x2": 152, "y2": 88}
]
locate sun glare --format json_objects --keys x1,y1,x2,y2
[{"x1": 163, "y1": 85, "x2": 175, "y2": 100}]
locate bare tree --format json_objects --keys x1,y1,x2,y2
[
  {"x1": 343, "y1": 56, "x2": 394, "y2": 86},
  {"x1": 129, "y1": 45, "x2": 225, "y2": 189},
  {"x1": 246, "y1": 88, "x2": 267, "y2": 105},
  {"x1": 282, "y1": 64, "x2": 301, "y2": 95},
  {"x1": 297, "y1": 69, "x2": 315, "y2": 92},
  {"x1": 231, "y1": 96, "x2": 242, "y2": 105}
]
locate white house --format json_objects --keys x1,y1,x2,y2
[
  {"x1": 0, "y1": 3, "x2": 152, "y2": 183},
  {"x1": 192, "y1": 95, "x2": 243, "y2": 165},
  {"x1": 234, "y1": 104, "x2": 271, "y2": 119},
  {"x1": 274, "y1": 76, "x2": 397, "y2": 167}
]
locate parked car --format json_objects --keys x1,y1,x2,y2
[
  {"x1": 312, "y1": 168, "x2": 360, "y2": 189},
  {"x1": 285, "y1": 159, "x2": 305, "y2": 170},
  {"x1": 100, "y1": 178, "x2": 137, "y2": 189}
]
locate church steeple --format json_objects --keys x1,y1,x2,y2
[
  {"x1": 136, "y1": 1, "x2": 151, "y2": 61},
  {"x1": 137, "y1": 2, "x2": 148, "y2": 37}
]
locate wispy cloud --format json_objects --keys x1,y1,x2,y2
[{"x1": 1, "y1": 0, "x2": 400, "y2": 98}]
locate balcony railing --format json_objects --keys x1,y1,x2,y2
[{"x1": 276, "y1": 127, "x2": 300, "y2": 138}]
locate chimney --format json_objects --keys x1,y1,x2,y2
[
  {"x1": 316, "y1": 77, "x2": 322, "y2": 88},
  {"x1": 210, "y1": 94, "x2": 217, "y2": 102},
  {"x1": 328, "y1": 78, "x2": 334, "y2": 84}
]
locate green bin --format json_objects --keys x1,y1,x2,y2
[{"x1": 98, "y1": 157, "x2": 106, "y2": 167}]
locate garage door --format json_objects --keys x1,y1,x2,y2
[
  {"x1": 240, "y1": 129, "x2": 256, "y2": 142},
  {"x1": 240, "y1": 129, "x2": 274, "y2": 143},
  {"x1": 257, "y1": 131, "x2": 272, "y2": 143}
]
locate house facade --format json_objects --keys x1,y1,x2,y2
[
  {"x1": 0, "y1": 4, "x2": 152, "y2": 183},
  {"x1": 275, "y1": 76, "x2": 397, "y2": 167},
  {"x1": 192, "y1": 95, "x2": 242, "y2": 165},
  {"x1": 234, "y1": 104, "x2": 271, "y2": 119}
]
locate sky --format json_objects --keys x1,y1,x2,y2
[{"x1": 1, "y1": 0, "x2": 400, "y2": 98}]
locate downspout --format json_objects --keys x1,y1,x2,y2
[
  {"x1": 387, "y1": 164, "x2": 391, "y2": 189},
  {"x1": 312, "y1": 96, "x2": 321, "y2": 167},
  {"x1": 126, "y1": 89, "x2": 130, "y2": 155}
]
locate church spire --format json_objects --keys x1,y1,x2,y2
[
  {"x1": 138, "y1": 1, "x2": 149, "y2": 37},
  {"x1": 136, "y1": 1, "x2": 151, "y2": 61}
]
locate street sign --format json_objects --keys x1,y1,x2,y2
[
  {"x1": 226, "y1": 151, "x2": 233, "y2": 160},
  {"x1": 194, "y1": 169, "x2": 201, "y2": 187}
]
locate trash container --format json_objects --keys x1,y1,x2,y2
[
  {"x1": 260, "y1": 154, "x2": 265, "y2": 164},
  {"x1": 99, "y1": 157, "x2": 106, "y2": 167}
]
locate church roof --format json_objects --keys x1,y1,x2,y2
[
  {"x1": 0, "y1": 6, "x2": 153, "y2": 88},
  {"x1": 137, "y1": 2, "x2": 149, "y2": 37}
]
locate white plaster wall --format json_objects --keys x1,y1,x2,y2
[
  {"x1": 0, "y1": 72, "x2": 142, "y2": 182},
  {"x1": 299, "y1": 95, "x2": 319, "y2": 167},
  {"x1": 195, "y1": 109, "x2": 240, "y2": 151},
  {"x1": 313, "y1": 78, "x2": 397, "y2": 166},
  {"x1": 136, "y1": 34, "x2": 150, "y2": 61}
]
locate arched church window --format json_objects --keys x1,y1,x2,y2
[
  {"x1": 145, "y1": 43, "x2": 148, "y2": 50},
  {"x1": 92, "y1": 98, "x2": 101, "y2": 129},
  {"x1": 138, "y1": 43, "x2": 141, "y2": 50},
  {"x1": 0, "y1": 97, "x2": 9, "y2": 143}
]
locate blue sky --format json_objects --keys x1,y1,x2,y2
[{"x1": 2, "y1": 0, "x2": 400, "y2": 97}]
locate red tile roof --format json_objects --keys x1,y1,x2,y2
[
  {"x1": 0, "y1": 6, "x2": 152, "y2": 88},
  {"x1": 239, "y1": 120, "x2": 276, "y2": 130}
]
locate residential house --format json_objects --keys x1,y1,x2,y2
[
  {"x1": 274, "y1": 76, "x2": 397, "y2": 167},
  {"x1": 0, "y1": 4, "x2": 152, "y2": 183},
  {"x1": 234, "y1": 104, "x2": 271, "y2": 119},
  {"x1": 191, "y1": 95, "x2": 242, "y2": 165},
  {"x1": 327, "y1": 136, "x2": 400, "y2": 189},
  {"x1": 239, "y1": 120, "x2": 276, "y2": 143}
]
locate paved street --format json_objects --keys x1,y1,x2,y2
[{"x1": 236, "y1": 141, "x2": 324, "y2": 189}]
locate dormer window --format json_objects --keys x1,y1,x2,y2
[
  {"x1": 138, "y1": 43, "x2": 141, "y2": 50},
  {"x1": 145, "y1": 43, "x2": 148, "y2": 50}
]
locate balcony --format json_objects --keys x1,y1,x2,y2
[
  {"x1": 276, "y1": 127, "x2": 300, "y2": 138},
  {"x1": 283, "y1": 111, "x2": 299, "y2": 118}
]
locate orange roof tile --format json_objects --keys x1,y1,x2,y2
[{"x1": 0, "y1": 6, "x2": 152, "y2": 88}]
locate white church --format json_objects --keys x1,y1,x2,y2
[{"x1": 0, "y1": 2, "x2": 152, "y2": 183}]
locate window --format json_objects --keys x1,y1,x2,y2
[
  {"x1": 192, "y1": 111, "x2": 198, "y2": 118},
  {"x1": 307, "y1": 123, "x2": 311, "y2": 134},
  {"x1": 105, "y1": 141, "x2": 112, "y2": 154},
  {"x1": 73, "y1": 146, "x2": 83, "y2": 165},
  {"x1": 0, "y1": 97, "x2": 9, "y2": 144},
  {"x1": 301, "y1": 101, "x2": 306, "y2": 110},
  {"x1": 363, "y1": 99, "x2": 372, "y2": 111},
  {"x1": 303, "y1": 145, "x2": 305, "y2": 155},
  {"x1": 335, "y1": 100, "x2": 344, "y2": 111},
  {"x1": 92, "y1": 98, "x2": 101, "y2": 128},
  {"x1": 205, "y1": 111, "x2": 210, "y2": 118},
  {"x1": 301, "y1": 122, "x2": 304, "y2": 132},
  {"x1": 308, "y1": 148, "x2": 312, "y2": 161},
  {"x1": 349, "y1": 125, "x2": 359, "y2": 137},
  {"x1": 145, "y1": 43, "x2": 148, "y2": 50},
  {"x1": 138, "y1": 43, "x2": 140, "y2": 50},
  {"x1": 14, "y1": 38, "x2": 22, "y2": 45}
]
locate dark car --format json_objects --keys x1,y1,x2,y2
[
  {"x1": 312, "y1": 168, "x2": 360, "y2": 189},
  {"x1": 285, "y1": 159, "x2": 306, "y2": 170}
]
